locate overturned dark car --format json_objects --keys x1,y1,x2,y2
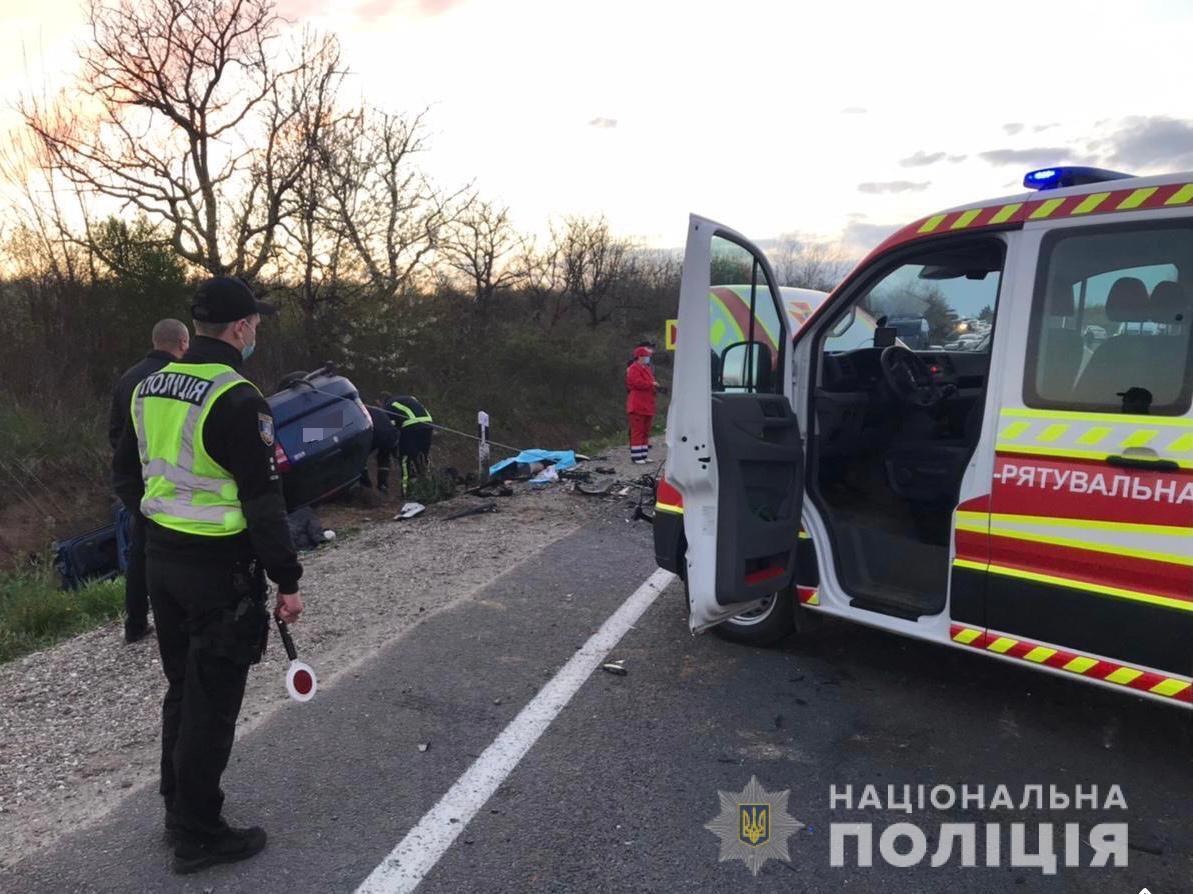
[
  {"x1": 268, "y1": 363, "x2": 374, "y2": 510},
  {"x1": 56, "y1": 364, "x2": 372, "y2": 588}
]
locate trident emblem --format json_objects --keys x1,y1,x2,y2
[{"x1": 739, "y1": 804, "x2": 770, "y2": 846}]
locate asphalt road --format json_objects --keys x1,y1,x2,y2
[{"x1": 4, "y1": 513, "x2": 1192, "y2": 893}]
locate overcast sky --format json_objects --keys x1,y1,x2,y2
[{"x1": 4, "y1": 0, "x2": 1193, "y2": 252}]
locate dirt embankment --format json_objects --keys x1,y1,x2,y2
[{"x1": 0, "y1": 445, "x2": 663, "y2": 869}]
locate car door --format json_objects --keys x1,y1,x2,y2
[
  {"x1": 986, "y1": 215, "x2": 1193, "y2": 688},
  {"x1": 667, "y1": 215, "x2": 804, "y2": 631}
]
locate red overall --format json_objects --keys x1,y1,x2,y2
[{"x1": 626, "y1": 359, "x2": 657, "y2": 462}]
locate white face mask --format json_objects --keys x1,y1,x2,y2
[{"x1": 239, "y1": 318, "x2": 259, "y2": 360}]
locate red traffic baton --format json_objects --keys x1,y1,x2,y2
[{"x1": 276, "y1": 617, "x2": 317, "y2": 702}]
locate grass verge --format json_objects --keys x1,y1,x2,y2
[{"x1": 0, "y1": 568, "x2": 124, "y2": 664}]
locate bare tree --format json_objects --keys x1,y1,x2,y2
[
  {"x1": 21, "y1": 0, "x2": 341, "y2": 279},
  {"x1": 514, "y1": 237, "x2": 564, "y2": 328},
  {"x1": 270, "y1": 30, "x2": 353, "y2": 353},
  {"x1": 770, "y1": 234, "x2": 852, "y2": 292},
  {"x1": 319, "y1": 106, "x2": 470, "y2": 301},
  {"x1": 440, "y1": 200, "x2": 525, "y2": 311},
  {"x1": 554, "y1": 215, "x2": 636, "y2": 328}
]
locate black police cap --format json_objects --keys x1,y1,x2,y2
[{"x1": 191, "y1": 276, "x2": 278, "y2": 324}]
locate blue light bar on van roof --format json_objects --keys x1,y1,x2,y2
[{"x1": 1023, "y1": 166, "x2": 1134, "y2": 190}]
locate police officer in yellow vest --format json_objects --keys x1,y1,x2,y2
[
  {"x1": 112, "y1": 276, "x2": 303, "y2": 875},
  {"x1": 386, "y1": 394, "x2": 434, "y2": 491}
]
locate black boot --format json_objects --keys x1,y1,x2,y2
[{"x1": 173, "y1": 825, "x2": 268, "y2": 874}]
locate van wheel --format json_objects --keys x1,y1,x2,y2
[{"x1": 683, "y1": 576, "x2": 796, "y2": 646}]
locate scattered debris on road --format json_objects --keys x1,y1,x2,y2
[
  {"x1": 394, "y1": 502, "x2": 426, "y2": 521},
  {"x1": 601, "y1": 660, "x2": 628, "y2": 676},
  {"x1": 445, "y1": 501, "x2": 498, "y2": 521}
]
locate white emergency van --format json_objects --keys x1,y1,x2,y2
[{"x1": 653, "y1": 166, "x2": 1193, "y2": 707}]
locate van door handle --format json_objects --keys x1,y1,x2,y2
[{"x1": 1106, "y1": 453, "x2": 1180, "y2": 472}]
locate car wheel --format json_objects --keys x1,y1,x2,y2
[{"x1": 683, "y1": 575, "x2": 796, "y2": 646}]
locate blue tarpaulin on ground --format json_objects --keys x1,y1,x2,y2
[{"x1": 489, "y1": 449, "x2": 577, "y2": 478}]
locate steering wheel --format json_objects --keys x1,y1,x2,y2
[{"x1": 879, "y1": 345, "x2": 944, "y2": 408}]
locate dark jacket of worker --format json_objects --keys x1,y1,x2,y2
[
  {"x1": 367, "y1": 404, "x2": 399, "y2": 453},
  {"x1": 112, "y1": 336, "x2": 302, "y2": 594},
  {"x1": 108, "y1": 350, "x2": 177, "y2": 450}
]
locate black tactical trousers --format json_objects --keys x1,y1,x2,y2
[
  {"x1": 147, "y1": 554, "x2": 268, "y2": 839},
  {"x1": 398, "y1": 426, "x2": 433, "y2": 486}
]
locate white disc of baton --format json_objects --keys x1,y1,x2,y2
[{"x1": 286, "y1": 660, "x2": 318, "y2": 702}]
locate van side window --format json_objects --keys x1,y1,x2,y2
[
  {"x1": 708, "y1": 234, "x2": 785, "y2": 395},
  {"x1": 1026, "y1": 224, "x2": 1193, "y2": 415}
]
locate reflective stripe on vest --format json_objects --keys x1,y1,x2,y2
[
  {"x1": 390, "y1": 400, "x2": 433, "y2": 428},
  {"x1": 132, "y1": 364, "x2": 255, "y2": 536}
]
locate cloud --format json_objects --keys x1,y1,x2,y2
[
  {"x1": 899, "y1": 151, "x2": 945, "y2": 168},
  {"x1": 948, "y1": 154, "x2": 969, "y2": 163},
  {"x1": 1033, "y1": 123, "x2": 1059, "y2": 133},
  {"x1": 842, "y1": 221, "x2": 901, "y2": 251},
  {"x1": 841, "y1": 106, "x2": 867, "y2": 114},
  {"x1": 353, "y1": 0, "x2": 463, "y2": 21},
  {"x1": 1104, "y1": 116, "x2": 1193, "y2": 170},
  {"x1": 588, "y1": 117, "x2": 618, "y2": 129},
  {"x1": 857, "y1": 180, "x2": 930, "y2": 194},
  {"x1": 355, "y1": 0, "x2": 397, "y2": 19},
  {"x1": 417, "y1": 0, "x2": 464, "y2": 12},
  {"x1": 978, "y1": 147, "x2": 1075, "y2": 167},
  {"x1": 1003, "y1": 123, "x2": 1024, "y2": 136},
  {"x1": 277, "y1": 0, "x2": 329, "y2": 16}
]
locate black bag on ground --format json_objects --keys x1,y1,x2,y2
[
  {"x1": 287, "y1": 506, "x2": 326, "y2": 552},
  {"x1": 53, "y1": 523, "x2": 120, "y2": 589}
]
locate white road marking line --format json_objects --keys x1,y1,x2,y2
[{"x1": 354, "y1": 567, "x2": 676, "y2": 894}]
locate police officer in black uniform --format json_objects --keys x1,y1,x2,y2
[
  {"x1": 113, "y1": 277, "x2": 303, "y2": 874},
  {"x1": 108, "y1": 319, "x2": 190, "y2": 643}
]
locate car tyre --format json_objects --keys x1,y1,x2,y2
[{"x1": 683, "y1": 575, "x2": 796, "y2": 646}]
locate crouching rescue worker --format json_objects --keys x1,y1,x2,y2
[
  {"x1": 626, "y1": 345, "x2": 659, "y2": 464},
  {"x1": 361, "y1": 399, "x2": 399, "y2": 494},
  {"x1": 387, "y1": 394, "x2": 434, "y2": 491},
  {"x1": 112, "y1": 276, "x2": 304, "y2": 875}
]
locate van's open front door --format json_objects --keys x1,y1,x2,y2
[{"x1": 667, "y1": 215, "x2": 805, "y2": 631}]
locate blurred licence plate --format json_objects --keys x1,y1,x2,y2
[{"x1": 302, "y1": 409, "x2": 346, "y2": 444}]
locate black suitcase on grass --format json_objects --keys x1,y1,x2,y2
[{"x1": 53, "y1": 522, "x2": 120, "y2": 589}]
